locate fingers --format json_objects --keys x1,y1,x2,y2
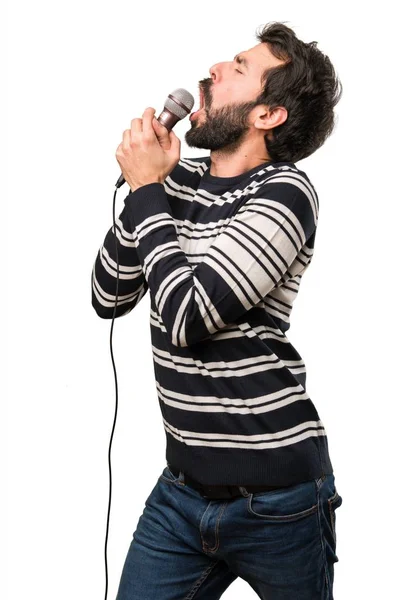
[
  {"x1": 131, "y1": 117, "x2": 142, "y2": 132},
  {"x1": 143, "y1": 107, "x2": 170, "y2": 146},
  {"x1": 141, "y1": 107, "x2": 157, "y2": 142},
  {"x1": 122, "y1": 118, "x2": 142, "y2": 151},
  {"x1": 122, "y1": 128, "x2": 131, "y2": 151},
  {"x1": 125, "y1": 107, "x2": 172, "y2": 148},
  {"x1": 169, "y1": 129, "x2": 181, "y2": 154}
]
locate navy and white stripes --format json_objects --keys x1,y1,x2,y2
[{"x1": 91, "y1": 156, "x2": 333, "y2": 486}]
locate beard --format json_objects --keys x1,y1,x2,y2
[{"x1": 184, "y1": 98, "x2": 260, "y2": 155}]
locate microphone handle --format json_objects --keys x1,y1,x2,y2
[{"x1": 115, "y1": 108, "x2": 182, "y2": 188}]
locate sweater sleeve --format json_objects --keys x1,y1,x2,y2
[
  {"x1": 124, "y1": 178, "x2": 318, "y2": 346},
  {"x1": 91, "y1": 201, "x2": 148, "y2": 319}
]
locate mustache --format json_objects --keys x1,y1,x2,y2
[{"x1": 199, "y1": 78, "x2": 213, "y2": 106}]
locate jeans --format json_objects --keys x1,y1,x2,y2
[{"x1": 115, "y1": 465, "x2": 343, "y2": 599}]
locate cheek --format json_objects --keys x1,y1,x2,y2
[
  {"x1": 222, "y1": 82, "x2": 248, "y2": 103},
  {"x1": 212, "y1": 87, "x2": 234, "y2": 108}
]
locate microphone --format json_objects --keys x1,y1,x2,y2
[{"x1": 115, "y1": 87, "x2": 195, "y2": 188}]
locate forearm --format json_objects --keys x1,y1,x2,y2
[
  {"x1": 91, "y1": 202, "x2": 148, "y2": 319},
  {"x1": 123, "y1": 180, "x2": 316, "y2": 347}
]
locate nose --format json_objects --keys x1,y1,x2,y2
[
  {"x1": 209, "y1": 59, "x2": 234, "y2": 83},
  {"x1": 209, "y1": 64, "x2": 216, "y2": 82},
  {"x1": 209, "y1": 61, "x2": 224, "y2": 83}
]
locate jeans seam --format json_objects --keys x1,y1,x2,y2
[
  {"x1": 315, "y1": 478, "x2": 330, "y2": 597},
  {"x1": 328, "y1": 494, "x2": 338, "y2": 546},
  {"x1": 183, "y1": 560, "x2": 219, "y2": 600},
  {"x1": 206, "y1": 502, "x2": 229, "y2": 552},
  {"x1": 199, "y1": 502, "x2": 213, "y2": 551}
]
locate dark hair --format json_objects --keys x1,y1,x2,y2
[{"x1": 253, "y1": 21, "x2": 343, "y2": 163}]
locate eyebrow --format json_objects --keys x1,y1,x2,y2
[{"x1": 234, "y1": 54, "x2": 249, "y2": 70}]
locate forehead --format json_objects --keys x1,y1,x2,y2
[{"x1": 242, "y1": 42, "x2": 286, "y2": 72}]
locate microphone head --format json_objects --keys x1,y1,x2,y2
[{"x1": 165, "y1": 88, "x2": 195, "y2": 120}]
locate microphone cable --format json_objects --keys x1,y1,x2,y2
[
  {"x1": 103, "y1": 183, "x2": 121, "y2": 600},
  {"x1": 101, "y1": 88, "x2": 194, "y2": 599}
]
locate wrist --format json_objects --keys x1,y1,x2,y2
[{"x1": 129, "y1": 179, "x2": 164, "y2": 193}]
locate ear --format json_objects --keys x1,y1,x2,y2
[{"x1": 254, "y1": 105, "x2": 288, "y2": 131}]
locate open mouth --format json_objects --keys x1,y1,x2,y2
[{"x1": 189, "y1": 86, "x2": 206, "y2": 121}]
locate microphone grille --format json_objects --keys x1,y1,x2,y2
[{"x1": 165, "y1": 88, "x2": 195, "y2": 120}]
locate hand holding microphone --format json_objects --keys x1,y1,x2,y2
[{"x1": 115, "y1": 88, "x2": 194, "y2": 189}]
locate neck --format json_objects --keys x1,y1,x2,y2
[{"x1": 209, "y1": 139, "x2": 271, "y2": 178}]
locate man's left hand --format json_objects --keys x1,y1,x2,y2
[{"x1": 116, "y1": 107, "x2": 181, "y2": 192}]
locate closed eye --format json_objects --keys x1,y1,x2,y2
[{"x1": 233, "y1": 54, "x2": 248, "y2": 74}]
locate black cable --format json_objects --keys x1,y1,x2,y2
[{"x1": 103, "y1": 184, "x2": 120, "y2": 600}]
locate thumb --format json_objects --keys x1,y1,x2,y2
[
  {"x1": 153, "y1": 118, "x2": 170, "y2": 144},
  {"x1": 153, "y1": 118, "x2": 171, "y2": 150},
  {"x1": 169, "y1": 129, "x2": 181, "y2": 152}
]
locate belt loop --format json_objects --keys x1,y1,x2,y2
[{"x1": 239, "y1": 486, "x2": 250, "y2": 497}]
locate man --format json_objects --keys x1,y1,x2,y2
[{"x1": 92, "y1": 21, "x2": 343, "y2": 600}]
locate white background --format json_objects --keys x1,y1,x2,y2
[{"x1": 4, "y1": 1, "x2": 399, "y2": 598}]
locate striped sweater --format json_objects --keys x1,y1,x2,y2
[{"x1": 91, "y1": 156, "x2": 334, "y2": 486}]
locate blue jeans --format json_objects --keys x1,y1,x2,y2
[{"x1": 115, "y1": 465, "x2": 343, "y2": 599}]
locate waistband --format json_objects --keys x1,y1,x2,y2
[{"x1": 168, "y1": 463, "x2": 292, "y2": 500}]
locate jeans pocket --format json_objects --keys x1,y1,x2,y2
[
  {"x1": 159, "y1": 464, "x2": 180, "y2": 484},
  {"x1": 246, "y1": 479, "x2": 319, "y2": 522},
  {"x1": 327, "y1": 489, "x2": 343, "y2": 546}
]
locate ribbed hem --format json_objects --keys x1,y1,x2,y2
[{"x1": 165, "y1": 433, "x2": 333, "y2": 487}]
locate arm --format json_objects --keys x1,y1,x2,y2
[
  {"x1": 91, "y1": 153, "x2": 187, "y2": 319},
  {"x1": 123, "y1": 176, "x2": 318, "y2": 346},
  {"x1": 91, "y1": 200, "x2": 148, "y2": 319}
]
